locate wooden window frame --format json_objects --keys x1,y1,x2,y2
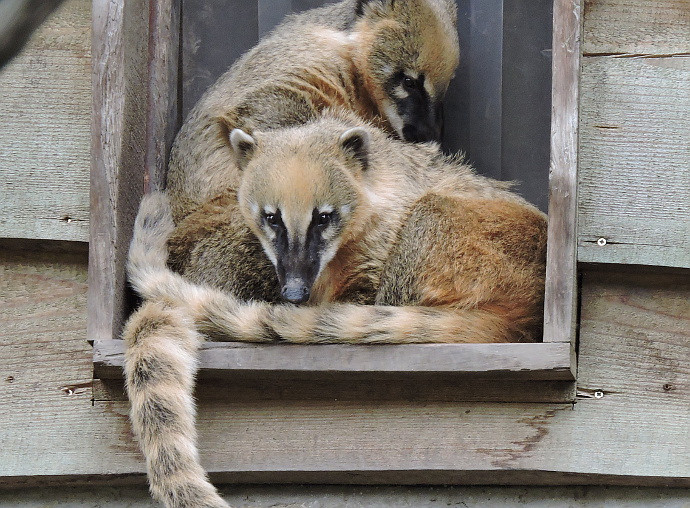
[{"x1": 90, "y1": 0, "x2": 581, "y2": 395}]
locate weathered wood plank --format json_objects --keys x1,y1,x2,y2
[
  {"x1": 543, "y1": 0, "x2": 582, "y2": 349},
  {"x1": 88, "y1": 0, "x2": 149, "y2": 344},
  {"x1": 0, "y1": 0, "x2": 90, "y2": 242},
  {"x1": 145, "y1": 0, "x2": 181, "y2": 192},
  {"x1": 0, "y1": 0, "x2": 66, "y2": 67},
  {"x1": 2, "y1": 251, "x2": 688, "y2": 485},
  {"x1": 578, "y1": 55, "x2": 690, "y2": 268},
  {"x1": 93, "y1": 341, "x2": 575, "y2": 381},
  {"x1": 583, "y1": 0, "x2": 690, "y2": 55},
  {"x1": 0, "y1": 249, "x2": 147, "y2": 480}
]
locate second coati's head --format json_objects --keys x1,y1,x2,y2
[
  {"x1": 229, "y1": 120, "x2": 376, "y2": 304},
  {"x1": 352, "y1": 0, "x2": 459, "y2": 143}
]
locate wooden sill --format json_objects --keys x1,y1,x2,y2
[{"x1": 93, "y1": 340, "x2": 575, "y2": 381}]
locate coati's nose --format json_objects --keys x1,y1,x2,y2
[
  {"x1": 402, "y1": 123, "x2": 439, "y2": 143},
  {"x1": 281, "y1": 279, "x2": 310, "y2": 304}
]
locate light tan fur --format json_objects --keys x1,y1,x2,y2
[
  {"x1": 124, "y1": 113, "x2": 547, "y2": 507},
  {"x1": 166, "y1": 0, "x2": 459, "y2": 222}
]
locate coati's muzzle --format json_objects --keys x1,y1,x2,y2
[
  {"x1": 275, "y1": 245, "x2": 320, "y2": 305},
  {"x1": 401, "y1": 101, "x2": 444, "y2": 143}
]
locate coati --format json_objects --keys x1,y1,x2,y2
[
  {"x1": 166, "y1": 0, "x2": 460, "y2": 222},
  {"x1": 124, "y1": 112, "x2": 547, "y2": 507}
]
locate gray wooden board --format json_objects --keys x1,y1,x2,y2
[
  {"x1": 583, "y1": 0, "x2": 690, "y2": 55},
  {"x1": 578, "y1": 55, "x2": 690, "y2": 268},
  {"x1": 0, "y1": 0, "x2": 90, "y2": 242},
  {"x1": 145, "y1": 0, "x2": 182, "y2": 192},
  {"x1": 542, "y1": 0, "x2": 582, "y2": 347},
  {"x1": 1, "y1": 250, "x2": 689, "y2": 486},
  {"x1": 93, "y1": 340, "x2": 575, "y2": 381}
]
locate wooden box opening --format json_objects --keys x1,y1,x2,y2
[{"x1": 90, "y1": 0, "x2": 580, "y2": 398}]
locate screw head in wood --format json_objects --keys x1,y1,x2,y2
[{"x1": 597, "y1": 238, "x2": 607, "y2": 246}]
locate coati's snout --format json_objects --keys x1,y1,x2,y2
[
  {"x1": 388, "y1": 72, "x2": 446, "y2": 143},
  {"x1": 271, "y1": 213, "x2": 325, "y2": 304},
  {"x1": 266, "y1": 207, "x2": 343, "y2": 305},
  {"x1": 402, "y1": 104, "x2": 443, "y2": 143},
  {"x1": 275, "y1": 250, "x2": 318, "y2": 305},
  {"x1": 280, "y1": 278, "x2": 310, "y2": 304}
]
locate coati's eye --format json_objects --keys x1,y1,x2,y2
[
  {"x1": 263, "y1": 211, "x2": 281, "y2": 228},
  {"x1": 317, "y1": 212, "x2": 333, "y2": 226},
  {"x1": 403, "y1": 75, "x2": 422, "y2": 92}
]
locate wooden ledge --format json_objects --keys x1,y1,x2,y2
[{"x1": 93, "y1": 340, "x2": 575, "y2": 381}]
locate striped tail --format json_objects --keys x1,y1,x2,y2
[
  {"x1": 127, "y1": 192, "x2": 216, "y2": 305},
  {"x1": 123, "y1": 301, "x2": 231, "y2": 508},
  {"x1": 196, "y1": 296, "x2": 523, "y2": 344}
]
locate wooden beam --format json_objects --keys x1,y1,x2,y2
[
  {"x1": 543, "y1": 0, "x2": 583, "y2": 350},
  {"x1": 93, "y1": 340, "x2": 575, "y2": 381},
  {"x1": 145, "y1": 0, "x2": 181, "y2": 192},
  {"x1": 88, "y1": 0, "x2": 149, "y2": 343}
]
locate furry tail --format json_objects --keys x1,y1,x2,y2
[
  {"x1": 123, "y1": 301, "x2": 231, "y2": 508},
  {"x1": 197, "y1": 296, "x2": 520, "y2": 344},
  {"x1": 128, "y1": 192, "x2": 176, "y2": 297},
  {"x1": 128, "y1": 192, "x2": 216, "y2": 305}
]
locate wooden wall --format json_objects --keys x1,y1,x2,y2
[
  {"x1": 0, "y1": 0, "x2": 90, "y2": 242},
  {"x1": 0, "y1": 0, "x2": 688, "y2": 493},
  {"x1": 577, "y1": 0, "x2": 690, "y2": 268}
]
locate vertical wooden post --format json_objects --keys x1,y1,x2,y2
[
  {"x1": 146, "y1": 0, "x2": 182, "y2": 192},
  {"x1": 543, "y1": 0, "x2": 583, "y2": 363},
  {"x1": 89, "y1": 0, "x2": 149, "y2": 344}
]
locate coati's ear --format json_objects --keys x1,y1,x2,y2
[
  {"x1": 339, "y1": 127, "x2": 370, "y2": 170},
  {"x1": 355, "y1": 0, "x2": 393, "y2": 16},
  {"x1": 229, "y1": 129, "x2": 256, "y2": 170}
]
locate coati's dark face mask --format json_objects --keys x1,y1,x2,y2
[{"x1": 385, "y1": 70, "x2": 444, "y2": 143}]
